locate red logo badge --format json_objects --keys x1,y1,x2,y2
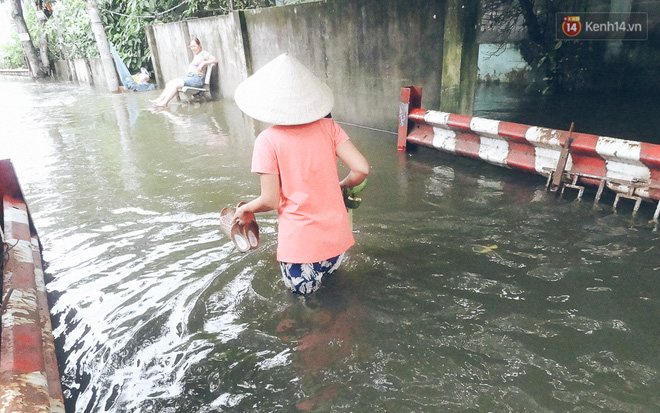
[{"x1": 562, "y1": 16, "x2": 582, "y2": 37}]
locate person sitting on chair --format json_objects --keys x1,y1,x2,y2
[{"x1": 150, "y1": 38, "x2": 217, "y2": 108}]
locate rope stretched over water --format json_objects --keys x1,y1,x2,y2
[{"x1": 335, "y1": 121, "x2": 397, "y2": 135}]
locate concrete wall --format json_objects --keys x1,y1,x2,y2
[
  {"x1": 55, "y1": 58, "x2": 105, "y2": 86},
  {"x1": 150, "y1": 22, "x2": 191, "y2": 88},
  {"x1": 88, "y1": 59, "x2": 105, "y2": 87},
  {"x1": 239, "y1": 0, "x2": 449, "y2": 130},
  {"x1": 145, "y1": 0, "x2": 480, "y2": 132},
  {"x1": 52, "y1": 60, "x2": 71, "y2": 81},
  {"x1": 72, "y1": 59, "x2": 90, "y2": 84},
  {"x1": 51, "y1": 0, "x2": 479, "y2": 132},
  {"x1": 147, "y1": 14, "x2": 249, "y2": 102},
  {"x1": 188, "y1": 14, "x2": 248, "y2": 100}
]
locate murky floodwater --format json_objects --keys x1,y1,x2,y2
[{"x1": 1, "y1": 77, "x2": 658, "y2": 412}]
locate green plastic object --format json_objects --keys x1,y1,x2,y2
[{"x1": 343, "y1": 179, "x2": 368, "y2": 209}]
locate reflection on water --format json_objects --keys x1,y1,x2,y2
[{"x1": 0, "y1": 78, "x2": 658, "y2": 412}]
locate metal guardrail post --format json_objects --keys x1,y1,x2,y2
[{"x1": 397, "y1": 86, "x2": 422, "y2": 152}]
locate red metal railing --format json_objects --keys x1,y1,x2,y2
[
  {"x1": 0, "y1": 160, "x2": 64, "y2": 412},
  {"x1": 398, "y1": 86, "x2": 660, "y2": 219}
]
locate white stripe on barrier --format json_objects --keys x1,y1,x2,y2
[
  {"x1": 0, "y1": 371, "x2": 50, "y2": 404},
  {"x1": 433, "y1": 127, "x2": 457, "y2": 152},
  {"x1": 2, "y1": 288, "x2": 38, "y2": 327},
  {"x1": 605, "y1": 161, "x2": 650, "y2": 184},
  {"x1": 471, "y1": 117, "x2": 510, "y2": 166},
  {"x1": 596, "y1": 137, "x2": 650, "y2": 184},
  {"x1": 4, "y1": 207, "x2": 29, "y2": 226},
  {"x1": 424, "y1": 111, "x2": 450, "y2": 127},
  {"x1": 479, "y1": 136, "x2": 509, "y2": 166},
  {"x1": 34, "y1": 268, "x2": 45, "y2": 291},
  {"x1": 50, "y1": 398, "x2": 66, "y2": 413},
  {"x1": 535, "y1": 147, "x2": 570, "y2": 175},
  {"x1": 523, "y1": 126, "x2": 569, "y2": 175},
  {"x1": 470, "y1": 117, "x2": 500, "y2": 139},
  {"x1": 525, "y1": 126, "x2": 562, "y2": 149},
  {"x1": 11, "y1": 240, "x2": 34, "y2": 264},
  {"x1": 21, "y1": 370, "x2": 48, "y2": 388},
  {"x1": 596, "y1": 137, "x2": 642, "y2": 161}
]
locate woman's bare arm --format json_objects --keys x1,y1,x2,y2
[
  {"x1": 337, "y1": 140, "x2": 370, "y2": 189},
  {"x1": 234, "y1": 173, "x2": 280, "y2": 224}
]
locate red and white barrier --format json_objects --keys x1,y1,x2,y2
[
  {"x1": 398, "y1": 87, "x2": 660, "y2": 218},
  {"x1": 0, "y1": 160, "x2": 64, "y2": 412}
]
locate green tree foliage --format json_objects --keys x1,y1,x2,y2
[
  {"x1": 99, "y1": 0, "x2": 275, "y2": 73},
  {"x1": 0, "y1": 31, "x2": 25, "y2": 69},
  {"x1": 57, "y1": 0, "x2": 99, "y2": 59},
  {"x1": 8, "y1": 0, "x2": 314, "y2": 74},
  {"x1": 101, "y1": 0, "x2": 157, "y2": 73},
  {"x1": 482, "y1": 0, "x2": 611, "y2": 93},
  {"x1": 29, "y1": 0, "x2": 97, "y2": 61}
]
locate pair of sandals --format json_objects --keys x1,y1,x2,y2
[{"x1": 219, "y1": 203, "x2": 260, "y2": 253}]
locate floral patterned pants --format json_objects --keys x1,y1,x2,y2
[{"x1": 279, "y1": 254, "x2": 344, "y2": 295}]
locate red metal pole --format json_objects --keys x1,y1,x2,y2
[
  {"x1": 397, "y1": 88, "x2": 411, "y2": 151},
  {"x1": 397, "y1": 86, "x2": 422, "y2": 151}
]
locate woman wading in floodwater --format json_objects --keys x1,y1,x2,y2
[
  {"x1": 150, "y1": 38, "x2": 217, "y2": 108},
  {"x1": 232, "y1": 53, "x2": 370, "y2": 296}
]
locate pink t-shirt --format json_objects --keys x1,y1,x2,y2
[{"x1": 251, "y1": 118, "x2": 355, "y2": 263}]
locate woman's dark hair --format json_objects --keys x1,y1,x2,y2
[{"x1": 192, "y1": 37, "x2": 201, "y2": 46}]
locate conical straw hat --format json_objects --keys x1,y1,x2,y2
[{"x1": 234, "y1": 53, "x2": 334, "y2": 125}]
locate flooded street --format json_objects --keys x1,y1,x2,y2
[{"x1": 1, "y1": 77, "x2": 658, "y2": 412}]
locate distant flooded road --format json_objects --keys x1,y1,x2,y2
[{"x1": 1, "y1": 77, "x2": 658, "y2": 412}]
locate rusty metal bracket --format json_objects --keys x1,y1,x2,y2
[
  {"x1": 560, "y1": 174, "x2": 585, "y2": 200},
  {"x1": 613, "y1": 192, "x2": 643, "y2": 215},
  {"x1": 594, "y1": 179, "x2": 607, "y2": 204},
  {"x1": 545, "y1": 170, "x2": 653, "y2": 218},
  {"x1": 548, "y1": 122, "x2": 575, "y2": 193}
]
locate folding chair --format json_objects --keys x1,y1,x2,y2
[{"x1": 177, "y1": 64, "x2": 216, "y2": 103}]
